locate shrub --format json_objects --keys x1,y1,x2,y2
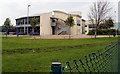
[{"x1": 87, "y1": 29, "x2": 119, "y2": 35}]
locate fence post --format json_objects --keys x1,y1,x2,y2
[
  {"x1": 118, "y1": 41, "x2": 120, "y2": 73},
  {"x1": 50, "y1": 62, "x2": 62, "y2": 74}
]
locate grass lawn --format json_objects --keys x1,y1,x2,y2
[
  {"x1": 0, "y1": 32, "x2": 6, "y2": 35},
  {"x1": 2, "y1": 37, "x2": 118, "y2": 72}
]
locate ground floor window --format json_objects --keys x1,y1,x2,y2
[{"x1": 16, "y1": 26, "x2": 40, "y2": 35}]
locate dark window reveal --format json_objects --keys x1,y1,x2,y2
[{"x1": 77, "y1": 24, "x2": 80, "y2": 26}]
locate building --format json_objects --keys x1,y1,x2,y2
[
  {"x1": 15, "y1": 10, "x2": 88, "y2": 35},
  {"x1": 86, "y1": 19, "x2": 118, "y2": 33},
  {"x1": 16, "y1": 16, "x2": 40, "y2": 35}
]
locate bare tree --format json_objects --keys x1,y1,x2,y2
[{"x1": 88, "y1": 0, "x2": 112, "y2": 39}]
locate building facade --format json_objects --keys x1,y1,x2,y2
[{"x1": 15, "y1": 10, "x2": 88, "y2": 35}]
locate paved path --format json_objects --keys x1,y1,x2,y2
[
  {"x1": 1, "y1": 35, "x2": 118, "y2": 39},
  {"x1": 25, "y1": 35, "x2": 118, "y2": 39},
  {"x1": 0, "y1": 35, "x2": 27, "y2": 37}
]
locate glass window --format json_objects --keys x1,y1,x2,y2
[
  {"x1": 23, "y1": 19, "x2": 24, "y2": 24},
  {"x1": 77, "y1": 24, "x2": 80, "y2": 26}
]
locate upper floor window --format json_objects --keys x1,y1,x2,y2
[
  {"x1": 85, "y1": 25, "x2": 87, "y2": 27},
  {"x1": 16, "y1": 16, "x2": 40, "y2": 26},
  {"x1": 23, "y1": 19, "x2": 24, "y2": 24},
  {"x1": 77, "y1": 19, "x2": 80, "y2": 24},
  {"x1": 25, "y1": 22, "x2": 27, "y2": 24},
  {"x1": 16, "y1": 20, "x2": 20, "y2": 25},
  {"x1": 77, "y1": 24, "x2": 80, "y2": 26}
]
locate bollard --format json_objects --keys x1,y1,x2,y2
[
  {"x1": 50, "y1": 62, "x2": 62, "y2": 74},
  {"x1": 16, "y1": 28, "x2": 19, "y2": 37}
]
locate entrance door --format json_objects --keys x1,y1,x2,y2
[{"x1": 52, "y1": 26, "x2": 55, "y2": 35}]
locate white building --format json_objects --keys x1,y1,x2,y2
[{"x1": 15, "y1": 10, "x2": 89, "y2": 35}]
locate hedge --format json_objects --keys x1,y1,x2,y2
[{"x1": 88, "y1": 29, "x2": 120, "y2": 35}]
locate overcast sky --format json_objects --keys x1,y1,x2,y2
[{"x1": 0, "y1": 0, "x2": 119, "y2": 26}]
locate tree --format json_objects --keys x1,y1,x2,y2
[
  {"x1": 3, "y1": 18, "x2": 11, "y2": 38},
  {"x1": 4, "y1": 18, "x2": 11, "y2": 28},
  {"x1": 105, "y1": 17, "x2": 114, "y2": 28},
  {"x1": 98, "y1": 17, "x2": 114, "y2": 29},
  {"x1": 65, "y1": 15, "x2": 75, "y2": 39},
  {"x1": 30, "y1": 17, "x2": 38, "y2": 33},
  {"x1": 88, "y1": 1, "x2": 112, "y2": 39}
]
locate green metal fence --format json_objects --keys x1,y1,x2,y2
[{"x1": 50, "y1": 40, "x2": 120, "y2": 73}]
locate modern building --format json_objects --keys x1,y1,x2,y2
[
  {"x1": 16, "y1": 16, "x2": 40, "y2": 35},
  {"x1": 15, "y1": 10, "x2": 89, "y2": 35}
]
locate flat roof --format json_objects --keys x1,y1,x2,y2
[
  {"x1": 53, "y1": 10, "x2": 82, "y2": 18},
  {"x1": 15, "y1": 10, "x2": 82, "y2": 20},
  {"x1": 15, "y1": 16, "x2": 40, "y2": 20},
  {"x1": 50, "y1": 17, "x2": 65, "y2": 22}
]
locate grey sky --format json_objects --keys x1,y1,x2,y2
[{"x1": 0, "y1": 0, "x2": 119, "y2": 26}]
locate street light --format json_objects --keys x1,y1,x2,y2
[
  {"x1": 114, "y1": 11, "x2": 117, "y2": 37},
  {"x1": 26, "y1": 5, "x2": 31, "y2": 35}
]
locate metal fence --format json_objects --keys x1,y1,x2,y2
[{"x1": 50, "y1": 40, "x2": 120, "y2": 73}]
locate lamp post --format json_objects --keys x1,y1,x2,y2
[
  {"x1": 114, "y1": 11, "x2": 117, "y2": 37},
  {"x1": 26, "y1": 5, "x2": 31, "y2": 35}
]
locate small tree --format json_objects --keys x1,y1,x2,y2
[
  {"x1": 3, "y1": 18, "x2": 11, "y2": 38},
  {"x1": 65, "y1": 15, "x2": 75, "y2": 39},
  {"x1": 30, "y1": 17, "x2": 38, "y2": 34}
]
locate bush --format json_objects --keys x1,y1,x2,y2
[{"x1": 87, "y1": 29, "x2": 119, "y2": 35}]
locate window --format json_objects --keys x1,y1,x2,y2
[
  {"x1": 18, "y1": 22, "x2": 20, "y2": 25},
  {"x1": 25, "y1": 22, "x2": 27, "y2": 24},
  {"x1": 25, "y1": 19, "x2": 27, "y2": 24},
  {"x1": 28, "y1": 21, "x2": 30, "y2": 24},
  {"x1": 23, "y1": 19, "x2": 24, "y2": 24},
  {"x1": 38, "y1": 18, "x2": 40, "y2": 22},
  {"x1": 16, "y1": 20, "x2": 18, "y2": 25},
  {"x1": 77, "y1": 19, "x2": 80, "y2": 23},
  {"x1": 77, "y1": 24, "x2": 80, "y2": 26},
  {"x1": 20, "y1": 19, "x2": 23, "y2": 25}
]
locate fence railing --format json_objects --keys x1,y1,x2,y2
[{"x1": 50, "y1": 40, "x2": 120, "y2": 73}]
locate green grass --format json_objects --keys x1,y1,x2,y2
[
  {"x1": 2, "y1": 37, "x2": 118, "y2": 72},
  {"x1": 0, "y1": 32, "x2": 5, "y2": 35}
]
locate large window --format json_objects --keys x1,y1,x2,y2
[
  {"x1": 16, "y1": 16, "x2": 40, "y2": 26},
  {"x1": 16, "y1": 20, "x2": 20, "y2": 25}
]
